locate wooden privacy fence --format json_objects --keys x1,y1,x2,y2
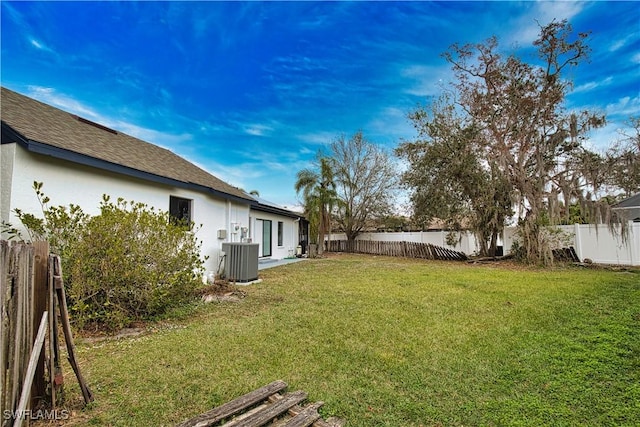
[
  {"x1": 327, "y1": 239, "x2": 467, "y2": 261},
  {"x1": 1, "y1": 240, "x2": 92, "y2": 427}
]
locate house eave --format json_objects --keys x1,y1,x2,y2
[
  {"x1": 611, "y1": 192, "x2": 640, "y2": 210},
  {"x1": 250, "y1": 202, "x2": 302, "y2": 219},
  {"x1": 2, "y1": 123, "x2": 253, "y2": 205},
  {"x1": 1, "y1": 120, "x2": 30, "y2": 147}
]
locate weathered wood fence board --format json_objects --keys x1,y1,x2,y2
[
  {"x1": 0, "y1": 240, "x2": 7, "y2": 417},
  {"x1": 1, "y1": 240, "x2": 92, "y2": 426},
  {"x1": 32, "y1": 241, "x2": 49, "y2": 405},
  {"x1": 552, "y1": 246, "x2": 580, "y2": 263},
  {"x1": 326, "y1": 239, "x2": 467, "y2": 261},
  {"x1": 1, "y1": 240, "x2": 37, "y2": 421}
]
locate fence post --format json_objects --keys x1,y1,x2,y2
[
  {"x1": 31, "y1": 241, "x2": 49, "y2": 405},
  {"x1": 631, "y1": 221, "x2": 639, "y2": 267},
  {"x1": 573, "y1": 223, "x2": 583, "y2": 262},
  {"x1": 0, "y1": 241, "x2": 9, "y2": 417}
]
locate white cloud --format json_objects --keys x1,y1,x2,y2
[
  {"x1": 584, "y1": 122, "x2": 625, "y2": 152},
  {"x1": 204, "y1": 161, "x2": 262, "y2": 189},
  {"x1": 27, "y1": 85, "x2": 100, "y2": 119},
  {"x1": 26, "y1": 86, "x2": 193, "y2": 149},
  {"x1": 2, "y1": 2, "x2": 28, "y2": 28},
  {"x1": 609, "y1": 36, "x2": 630, "y2": 52},
  {"x1": 243, "y1": 123, "x2": 274, "y2": 137},
  {"x1": 296, "y1": 131, "x2": 336, "y2": 145},
  {"x1": 28, "y1": 35, "x2": 58, "y2": 56},
  {"x1": 366, "y1": 106, "x2": 414, "y2": 143},
  {"x1": 605, "y1": 96, "x2": 640, "y2": 118},
  {"x1": 270, "y1": 55, "x2": 328, "y2": 73},
  {"x1": 400, "y1": 64, "x2": 452, "y2": 97},
  {"x1": 30, "y1": 39, "x2": 44, "y2": 49},
  {"x1": 573, "y1": 76, "x2": 613, "y2": 93},
  {"x1": 584, "y1": 97, "x2": 640, "y2": 151},
  {"x1": 506, "y1": 1, "x2": 586, "y2": 46},
  {"x1": 112, "y1": 121, "x2": 192, "y2": 147}
]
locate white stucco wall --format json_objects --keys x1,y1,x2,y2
[
  {"x1": 1, "y1": 143, "x2": 16, "y2": 225},
  {"x1": 2, "y1": 143, "x2": 251, "y2": 275},
  {"x1": 249, "y1": 210, "x2": 299, "y2": 259}
]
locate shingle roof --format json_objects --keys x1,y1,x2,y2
[
  {"x1": 612, "y1": 192, "x2": 640, "y2": 209},
  {"x1": 1, "y1": 87, "x2": 253, "y2": 203}
]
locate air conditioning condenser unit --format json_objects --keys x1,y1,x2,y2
[{"x1": 222, "y1": 242, "x2": 259, "y2": 282}]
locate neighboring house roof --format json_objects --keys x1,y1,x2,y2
[
  {"x1": 1, "y1": 87, "x2": 253, "y2": 203},
  {"x1": 250, "y1": 195, "x2": 303, "y2": 219},
  {"x1": 612, "y1": 192, "x2": 640, "y2": 209}
]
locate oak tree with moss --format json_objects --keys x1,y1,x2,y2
[{"x1": 399, "y1": 20, "x2": 609, "y2": 264}]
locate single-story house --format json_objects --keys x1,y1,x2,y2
[
  {"x1": 249, "y1": 196, "x2": 308, "y2": 259},
  {"x1": 612, "y1": 192, "x2": 640, "y2": 222},
  {"x1": 1, "y1": 87, "x2": 306, "y2": 276}
]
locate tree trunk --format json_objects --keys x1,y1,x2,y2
[
  {"x1": 317, "y1": 203, "x2": 326, "y2": 255},
  {"x1": 488, "y1": 231, "x2": 499, "y2": 257}
]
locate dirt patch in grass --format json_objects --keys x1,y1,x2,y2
[
  {"x1": 198, "y1": 279, "x2": 247, "y2": 303},
  {"x1": 78, "y1": 321, "x2": 187, "y2": 343}
]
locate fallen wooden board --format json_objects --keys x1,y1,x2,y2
[
  {"x1": 176, "y1": 380, "x2": 287, "y2": 427},
  {"x1": 223, "y1": 390, "x2": 307, "y2": 427},
  {"x1": 281, "y1": 401, "x2": 323, "y2": 427},
  {"x1": 176, "y1": 381, "x2": 343, "y2": 427},
  {"x1": 14, "y1": 312, "x2": 48, "y2": 427}
]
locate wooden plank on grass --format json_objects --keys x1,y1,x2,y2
[
  {"x1": 222, "y1": 390, "x2": 307, "y2": 427},
  {"x1": 176, "y1": 380, "x2": 288, "y2": 427},
  {"x1": 281, "y1": 401, "x2": 323, "y2": 427}
]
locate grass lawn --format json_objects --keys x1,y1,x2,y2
[{"x1": 64, "y1": 254, "x2": 639, "y2": 426}]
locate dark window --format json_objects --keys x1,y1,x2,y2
[
  {"x1": 278, "y1": 221, "x2": 284, "y2": 246},
  {"x1": 169, "y1": 196, "x2": 192, "y2": 226}
]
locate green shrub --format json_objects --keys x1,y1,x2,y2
[
  {"x1": 5, "y1": 182, "x2": 206, "y2": 330},
  {"x1": 67, "y1": 196, "x2": 205, "y2": 329},
  {"x1": 3, "y1": 181, "x2": 88, "y2": 261}
]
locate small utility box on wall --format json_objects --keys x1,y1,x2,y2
[
  {"x1": 222, "y1": 242, "x2": 259, "y2": 282},
  {"x1": 217, "y1": 229, "x2": 227, "y2": 240}
]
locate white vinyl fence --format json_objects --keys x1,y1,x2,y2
[
  {"x1": 330, "y1": 220, "x2": 640, "y2": 266},
  {"x1": 503, "y1": 222, "x2": 640, "y2": 266}
]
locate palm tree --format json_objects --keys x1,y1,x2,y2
[{"x1": 295, "y1": 157, "x2": 337, "y2": 254}]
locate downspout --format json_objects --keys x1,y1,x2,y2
[
  {"x1": 0, "y1": 143, "x2": 16, "y2": 227},
  {"x1": 227, "y1": 200, "x2": 233, "y2": 242}
]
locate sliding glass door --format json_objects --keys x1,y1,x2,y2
[{"x1": 257, "y1": 219, "x2": 272, "y2": 257}]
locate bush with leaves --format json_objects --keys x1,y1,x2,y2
[
  {"x1": 3, "y1": 182, "x2": 206, "y2": 330},
  {"x1": 67, "y1": 196, "x2": 205, "y2": 329},
  {"x1": 3, "y1": 181, "x2": 89, "y2": 262}
]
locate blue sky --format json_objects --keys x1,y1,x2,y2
[{"x1": 2, "y1": 1, "x2": 639, "y2": 210}]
